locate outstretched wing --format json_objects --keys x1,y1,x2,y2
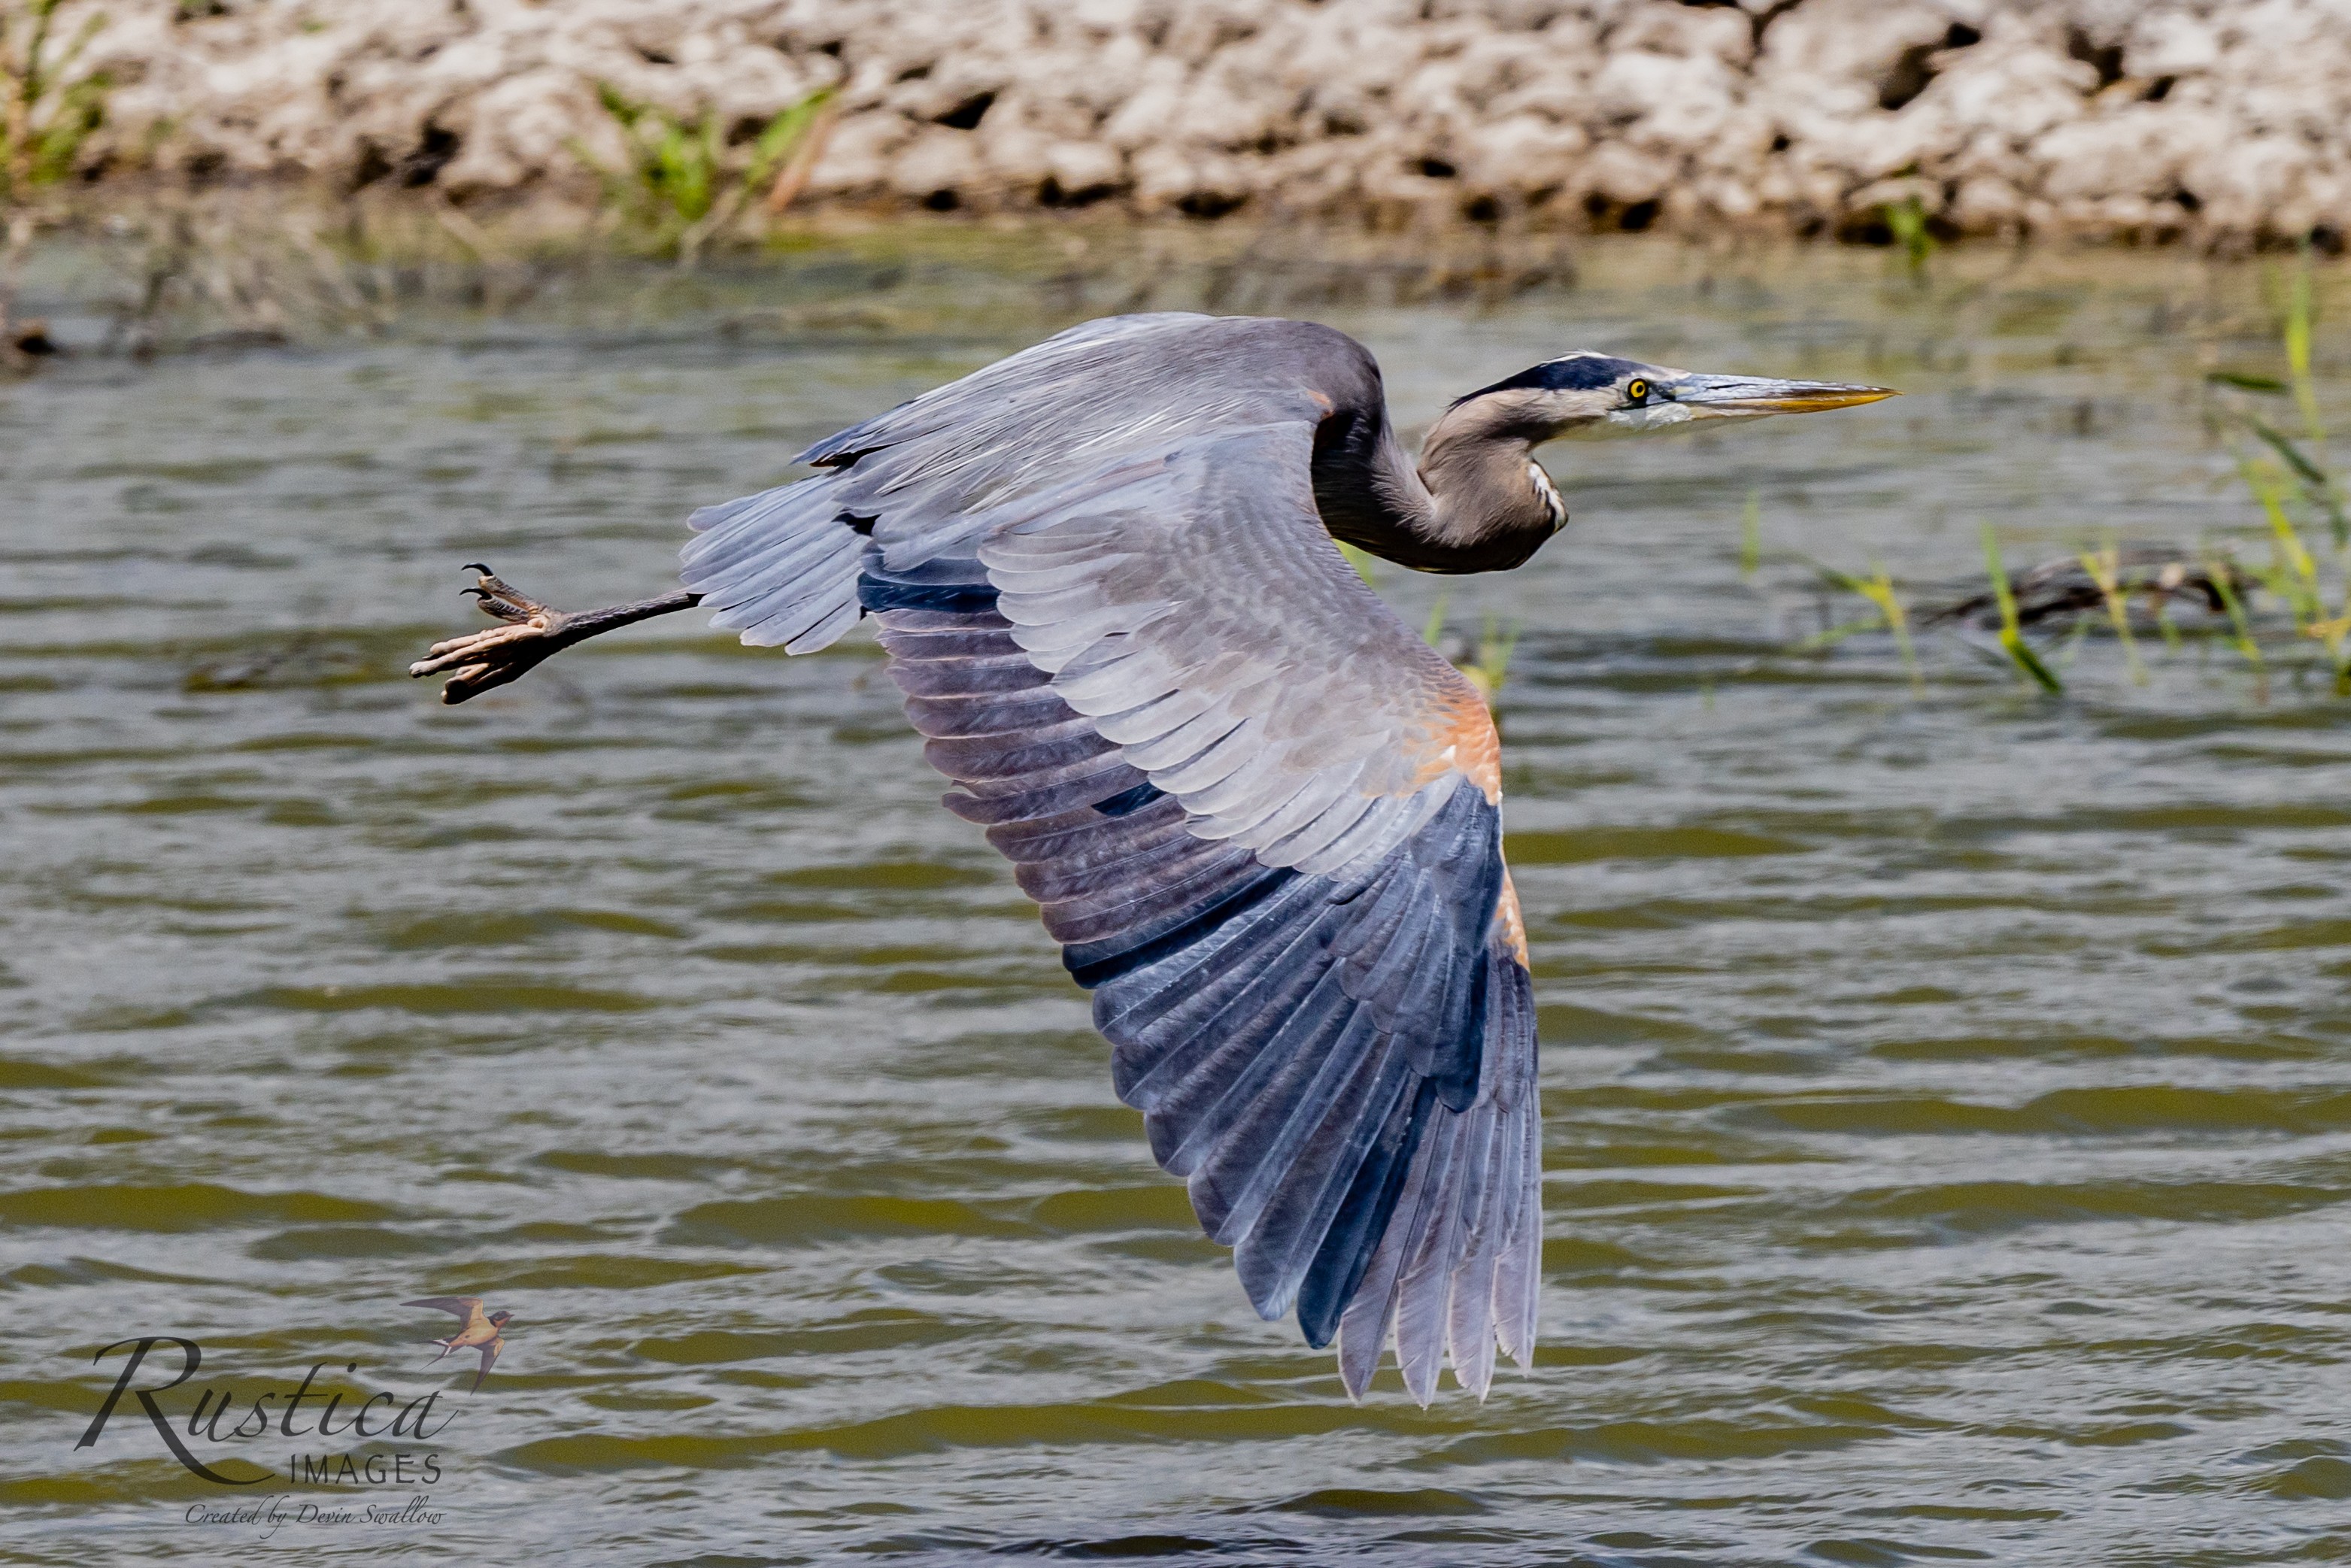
[
  {"x1": 405, "y1": 1296, "x2": 484, "y2": 1327},
  {"x1": 472, "y1": 1336, "x2": 502, "y2": 1391},
  {"x1": 684, "y1": 315, "x2": 1541, "y2": 1400}
]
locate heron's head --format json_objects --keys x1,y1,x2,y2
[
  {"x1": 1409, "y1": 352, "x2": 1897, "y2": 566},
  {"x1": 1438, "y1": 352, "x2": 1897, "y2": 444}
]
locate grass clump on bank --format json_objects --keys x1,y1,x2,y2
[
  {"x1": 572, "y1": 84, "x2": 835, "y2": 265},
  {"x1": 2, "y1": 0, "x2": 108, "y2": 362}
]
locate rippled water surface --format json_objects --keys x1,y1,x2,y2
[{"x1": 5, "y1": 234, "x2": 2349, "y2": 1566}]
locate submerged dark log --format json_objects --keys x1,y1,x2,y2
[{"x1": 1916, "y1": 548, "x2": 2246, "y2": 632}]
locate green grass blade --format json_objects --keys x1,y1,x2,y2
[
  {"x1": 748, "y1": 86, "x2": 836, "y2": 184},
  {"x1": 2237, "y1": 456, "x2": 2323, "y2": 623},
  {"x1": 2079, "y1": 546, "x2": 2147, "y2": 686},
  {"x1": 1787, "y1": 614, "x2": 1890, "y2": 654},
  {"x1": 2287, "y1": 244, "x2": 2324, "y2": 444},
  {"x1": 2207, "y1": 558, "x2": 2265, "y2": 679},
  {"x1": 1982, "y1": 525, "x2": 2062, "y2": 694},
  {"x1": 1853, "y1": 562, "x2": 1921, "y2": 693}
]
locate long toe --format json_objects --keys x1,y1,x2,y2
[
  {"x1": 439, "y1": 660, "x2": 534, "y2": 705},
  {"x1": 463, "y1": 566, "x2": 555, "y2": 624},
  {"x1": 410, "y1": 619, "x2": 565, "y2": 695}
]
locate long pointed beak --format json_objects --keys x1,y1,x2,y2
[{"x1": 1670, "y1": 373, "x2": 1900, "y2": 415}]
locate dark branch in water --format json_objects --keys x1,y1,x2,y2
[{"x1": 1916, "y1": 548, "x2": 2244, "y2": 632}]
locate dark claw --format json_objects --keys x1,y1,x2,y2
[{"x1": 453, "y1": 564, "x2": 554, "y2": 626}]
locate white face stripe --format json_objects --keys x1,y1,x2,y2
[
  {"x1": 1603, "y1": 401, "x2": 1698, "y2": 432},
  {"x1": 1527, "y1": 460, "x2": 1567, "y2": 531}
]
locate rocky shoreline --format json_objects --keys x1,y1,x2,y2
[{"x1": 47, "y1": 0, "x2": 2351, "y2": 247}]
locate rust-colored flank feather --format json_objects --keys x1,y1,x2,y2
[
  {"x1": 1409, "y1": 681, "x2": 1504, "y2": 805},
  {"x1": 1494, "y1": 868, "x2": 1529, "y2": 969}
]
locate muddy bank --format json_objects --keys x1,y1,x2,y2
[{"x1": 55, "y1": 1, "x2": 2351, "y2": 244}]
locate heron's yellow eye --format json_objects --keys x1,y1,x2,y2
[{"x1": 1625, "y1": 378, "x2": 1650, "y2": 405}]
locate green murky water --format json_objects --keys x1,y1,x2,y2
[{"x1": 4, "y1": 232, "x2": 2349, "y2": 1565}]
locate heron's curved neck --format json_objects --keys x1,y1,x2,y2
[{"x1": 1315, "y1": 398, "x2": 1562, "y2": 575}]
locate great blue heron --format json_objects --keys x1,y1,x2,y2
[{"x1": 411, "y1": 313, "x2": 1893, "y2": 1402}]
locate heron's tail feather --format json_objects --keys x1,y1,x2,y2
[
  {"x1": 688, "y1": 317, "x2": 1221, "y2": 658},
  {"x1": 681, "y1": 472, "x2": 865, "y2": 654}
]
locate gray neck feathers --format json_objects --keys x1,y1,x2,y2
[
  {"x1": 1403, "y1": 393, "x2": 1568, "y2": 572},
  {"x1": 1310, "y1": 388, "x2": 1573, "y2": 575}
]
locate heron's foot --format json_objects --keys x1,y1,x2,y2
[{"x1": 409, "y1": 564, "x2": 581, "y2": 705}]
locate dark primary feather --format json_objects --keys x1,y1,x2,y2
[{"x1": 683, "y1": 314, "x2": 1543, "y2": 1400}]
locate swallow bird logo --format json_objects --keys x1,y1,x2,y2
[{"x1": 405, "y1": 1297, "x2": 511, "y2": 1391}]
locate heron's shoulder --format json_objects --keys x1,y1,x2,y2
[
  {"x1": 793, "y1": 314, "x2": 1379, "y2": 473},
  {"x1": 1049, "y1": 312, "x2": 1382, "y2": 381},
  {"x1": 1054, "y1": 311, "x2": 1364, "y2": 347}
]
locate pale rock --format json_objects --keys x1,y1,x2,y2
[
  {"x1": 2079, "y1": 193, "x2": 2167, "y2": 233},
  {"x1": 1689, "y1": 172, "x2": 1755, "y2": 218},
  {"x1": 1915, "y1": 21, "x2": 2096, "y2": 145},
  {"x1": 1260, "y1": 138, "x2": 1366, "y2": 211},
  {"x1": 1160, "y1": 0, "x2": 1271, "y2": 70},
  {"x1": 1948, "y1": 174, "x2": 2027, "y2": 229},
  {"x1": 1589, "y1": 50, "x2": 1731, "y2": 130},
  {"x1": 1756, "y1": 0, "x2": 1958, "y2": 86},
  {"x1": 1848, "y1": 174, "x2": 1937, "y2": 214},
  {"x1": 2036, "y1": 105, "x2": 2218, "y2": 202},
  {"x1": 976, "y1": 114, "x2": 1057, "y2": 190},
  {"x1": 890, "y1": 127, "x2": 989, "y2": 202},
  {"x1": 1177, "y1": 65, "x2": 1284, "y2": 152},
  {"x1": 2125, "y1": 11, "x2": 2222, "y2": 77},
  {"x1": 41, "y1": 0, "x2": 2351, "y2": 244},
  {"x1": 1579, "y1": 141, "x2": 1674, "y2": 205},
  {"x1": 1489, "y1": 66, "x2": 1598, "y2": 126},
  {"x1": 1065, "y1": 0, "x2": 1145, "y2": 37},
  {"x1": 442, "y1": 70, "x2": 601, "y2": 192},
  {"x1": 1464, "y1": 114, "x2": 1589, "y2": 195},
  {"x1": 1044, "y1": 141, "x2": 1126, "y2": 201},
  {"x1": 1100, "y1": 58, "x2": 1194, "y2": 152},
  {"x1": 1691, "y1": 105, "x2": 1779, "y2": 174},
  {"x1": 1943, "y1": 126, "x2": 2035, "y2": 187},
  {"x1": 1130, "y1": 143, "x2": 1250, "y2": 211},
  {"x1": 885, "y1": 58, "x2": 1012, "y2": 126},
  {"x1": 2185, "y1": 134, "x2": 2317, "y2": 235},
  {"x1": 803, "y1": 111, "x2": 913, "y2": 197},
  {"x1": 1748, "y1": 158, "x2": 1804, "y2": 210},
  {"x1": 1606, "y1": 2, "x2": 1752, "y2": 67},
  {"x1": 1055, "y1": 35, "x2": 1156, "y2": 117}
]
